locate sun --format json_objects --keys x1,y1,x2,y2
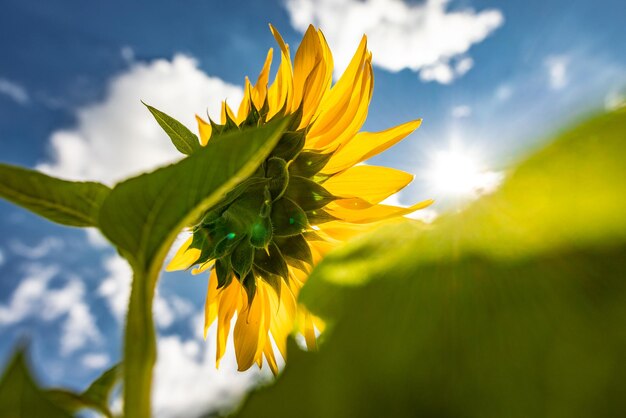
[{"x1": 423, "y1": 141, "x2": 502, "y2": 201}]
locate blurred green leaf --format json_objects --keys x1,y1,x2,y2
[
  {"x1": 0, "y1": 349, "x2": 71, "y2": 418},
  {"x1": 97, "y1": 116, "x2": 289, "y2": 417},
  {"x1": 143, "y1": 102, "x2": 201, "y2": 155},
  {"x1": 0, "y1": 164, "x2": 110, "y2": 227},
  {"x1": 46, "y1": 363, "x2": 121, "y2": 418},
  {"x1": 235, "y1": 109, "x2": 626, "y2": 418}
]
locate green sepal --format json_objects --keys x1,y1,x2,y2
[
  {"x1": 242, "y1": 272, "x2": 257, "y2": 306},
  {"x1": 200, "y1": 177, "x2": 269, "y2": 227},
  {"x1": 271, "y1": 131, "x2": 306, "y2": 161},
  {"x1": 213, "y1": 229, "x2": 242, "y2": 258},
  {"x1": 254, "y1": 243, "x2": 289, "y2": 279},
  {"x1": 275, "y1": 234, "x2": 313, "y2": 267},
  {"x1": 255, "y1": 267, "x2": 283, "y2": 297},
  {"x1": 284, "y1": 175, "x2": 337, "y2": 211},
  {"x1": 143, "y1": 102, "x2": 200, "y2": 155},
  {"x1": 215, "y1": 258, "x2": 233, "y2": 289},
  {"x1": 266, "y1": 157, "x2": 290, "y2": 200},
  {"x1": 249, "y1": 215, "x2": 273, "y2": 248},
  {"x1": 223, "y1": 106, "x2": 239, "y2": 131},
  {"x1": 242, "y1": 100, "x2": 261, "y2": 128},
  {"x1": 287, "y1": 102, "x2": 304, "y2": 131},
  {"x1": 231, "y1": 238, "x2": 254, "y2": 279},
  {"x1": 271, "y1": 197, "x2": 309, "y2": 237},
  {"x1": 289, "y1": 151, "x2": 334, "y2": 178},
  {"x1": 306, "y1": 208, "x2": 338, "y2": 225}
]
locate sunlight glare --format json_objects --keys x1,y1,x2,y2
[{"x1": 424, "y1": 142, "x2": 502, "y2": 200}]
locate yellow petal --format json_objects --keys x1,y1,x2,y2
[
  {"x1": 308, "y1": 53, "x2": 373, "y2": 149},
  {"x1": 327, "y1": 199, "x2": 434, "y2": 223},
  {"x1": 267, "y1": 25, "x2": 294, "y2": 119},
  {"x1": 252, "y1": 49, "x2": 273, "y2": 109},
  {"x1": 195, "y1": 115, "x2": 212, "y2": 146},
  {"x1": 267, "y1": 280, "x2": 296, "y2": 360},
  {"x1": 216, "y1": 280, "x2": 240, "y2": 367},
  {"x1": 306, "y1": 35, "x2": 368, "y2": 144},
  {"x1": 264, "y1": 338, "x2": 279, "y2": 376},
  {"x1": 191, "y1": 261, "x2": 213, "y2": 275},
  {"x1": 237, "y1": 77, "x2": 253, "y2": 124},
  {"x1": 165, "y1": 236, "x2": 200, "y2": 271},
  {"x1": 323, "y1": 119, "x2": 422, "y2": 174},
  {"x1": 203, "y1": 269, "x2": 219, "y2": 338},
  {"x1": 292, "y1": 25, "x2": 332, "y2": 128},
  {"x1": 220, "y1": 101, "x2": 237, "y2": 125},
  {"x1": 233, "y1": 281, "x2": 265, "y2": 371},
  {"x1": 323, "y1": 165, "x2": 414, "y2": 204}
]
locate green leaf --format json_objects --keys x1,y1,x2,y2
[
  {"x1": 0, "y1": 349, "x2": 72, "y2": 418},
  {"x1": 97, "y1": 117, "x2": 289, "y2": 418},
  {"x1": 46, "y1": 363, "x2": 121, "y2": 418},
  {"x1": 234, "y1": 109, "x2": 626, "y2": 418},
  {"x1": 143, "y1": 102, "x2": 201, "y2": 155},
  {"x1": 99, "y1": 117, "x2": 289, "y2": 273},
  {"x1": 0, "y1": 164, "x2": 110, "y2": 227}
]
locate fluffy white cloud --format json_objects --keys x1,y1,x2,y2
[
  {"x1": 0, "y1": 265, "x2": 101, "y2": 355},
  {"x1": 545, "y1": 55, "x2": 569, "y2": 90},
  {"x1": 152, "y1": 321, "x2": 270, "y2": 418},
  {"x1": 0, "y1": 78, "x2": 29, "y2": 105},
  {"x1": 98, "y1": 254, "x2": 194, "y2": 329},
  {"x1": 0, "y1": 265, "x2": 58, "y2": 325},
  {"x1": 284, "y1": 0, "x2": 503, "y2": 83},
  {"x1": 37, "y1": 54, "x2": 243, "y2": 185}
]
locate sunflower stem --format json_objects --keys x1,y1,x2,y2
[{"x1": 123, "y1": 267, "x2": 157, "y2": 417}]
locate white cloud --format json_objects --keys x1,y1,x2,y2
[
  {"x1": 0, "y1": 78, "x2": 29, "y2": 105},
  {"x1": 451, "y1": 105, "x2": 472, "y2": 118},
  {"x1": 284, "y1": 0, "x2": 503, "y2": 83},
  {"x1": 545, "y1": 55, "x2": 569, "y2": 90},
  {"x1": 37, "y1": 54, "x2": 243, "y2": 185},
  {"x1": 153, "y1": 322, "x2": 270, "y2": 418},
  {"x1": 82, "y1": 353, "x2": 111, "y2": 370},
  {"x1": 0, "y1": 266, "x2": 101, "y2": 355},
  {"x1": 0, "y1": 248, "x2": 5, "y2": 266},
  {"x1": 85, "y1": 227, "x2": 110, "y2": 249},
  {"x1": 98, "y1": 254, "x2": 194, "y2": 329},
  {"x1": 0, "y1": 265, "x2": 58, "y2": 325},
  {"x1": 9, "y1": 237, "x2": 64, "y2": 259}
]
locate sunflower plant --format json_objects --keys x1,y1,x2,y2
[{"x1": 0, "y1": 25, "x2": 431, "y2": 417}]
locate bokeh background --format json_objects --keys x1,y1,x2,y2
[{"x1": 1, "y1": 0, "x2": 625, "y2": 416}]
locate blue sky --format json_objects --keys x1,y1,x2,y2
[{"x1": 1, "y1": 0, "x2": 625, "y2": 416}]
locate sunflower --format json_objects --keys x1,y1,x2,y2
[{"x1": 166, "y1": 25, "x2": 432, "y2": 375}]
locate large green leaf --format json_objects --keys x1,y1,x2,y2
[
  {"x1": 235, "y1": 109, "x2": 626, "y2": 418},
  {"x1": 0, "y1": 164, "x2": 110, "y2": 227},
  {"x1": 143, "y1": 102, "x2": 201, "y2": 155},
  {"x1": 97, "y1": 116, "x2": 289, "y2": 417},
  {"x1": 46, "y1": 363, "x2": 121, "y2": 418},
  {"x1": 0, "y1": 349, "x2": 72, "y2": 418}
]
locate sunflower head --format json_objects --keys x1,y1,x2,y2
[{"x1": 166, "y1": 24, "x2": 432, "y2": 374}]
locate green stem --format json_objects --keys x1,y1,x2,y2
[{"x1": 123, "y1": 268, "x2": 157, "y2": 417}]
